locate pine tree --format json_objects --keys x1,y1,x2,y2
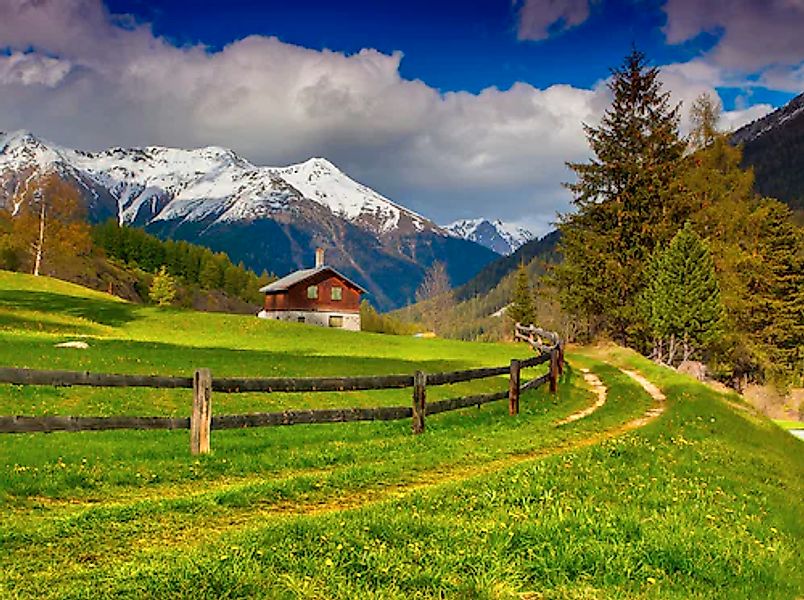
[
  {"x1": 556, "y1": 49, "x2": 686, "y2": 343},
  {"x1": 743, "y1": 200, "x2": 803, "y2": 384},
  {"x1": 642, "y1": 223, "x2": 722, "y2": 364},
  {"x1": 678, "y1": 97, "x2": 802, "y2": 385},
  {"x1": 508, "y1": 262, "x2": 535, "y2": 327},
  {"x1": 149, "y1": 266, "x2": 177, "y2": 307}
]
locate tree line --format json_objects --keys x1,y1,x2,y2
[
  {"x1": 92, "y1": 220, "x2": 274, "y2": 304},
  {"x1": 551, "y1": 50, "x2": 802, "y2": 388},
  {"x1": 0, "y1": 172, "x2": 275, "y2": 307}
]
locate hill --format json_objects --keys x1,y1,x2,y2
[
  {"x1": 0, "y1": 271, "x2": 801, "y2": 598},
  {"x1": 456, "y1": 229, "x2": 561, "y2": 301},
  {"x1": 0, "y1": 131, "x2": 497, "y2": 310},
  {"x1": 733, "y1": 92, "x2": 804, "y2": 214},
  {"x1": 391, "y1": 230, "x2": 561, "y2": 341}
]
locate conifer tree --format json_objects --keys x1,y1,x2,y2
[
  {"x1": 556, "y1": 49, "x2": 686, "y2": 343},
  {"x1": 642, "y1": 223, "x2": 722, "y2": 364},
  {"x1": 508, "y1": 262, "x2": 535, "y2": 327},
  {"x1": 743, "y1": 200, "x2": 803, "y2": 384},
  {"x1": 149, "y1": 266, "x2": 177, "y2": 307}
]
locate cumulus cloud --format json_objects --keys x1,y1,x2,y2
[
  {"x1": 0, "y1": 0, "x2": 779, "y2": 234},
  {"x1": 516, "y1": 0, "x2": 593, "y2": 41},
  {"x1": 662, "y1": 0, "x2": 804, "y2": 90},
  {"x1": 659, "y1": 60, "x2": 774, "y2": 132}
]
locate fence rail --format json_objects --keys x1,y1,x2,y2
[{"x1": 0, "y1": 344, "x2": 562, "y2": 453}]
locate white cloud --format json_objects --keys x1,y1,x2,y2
[
  {"x1": 0, "y1": 0, "x2": 785, "y2": 232},
  {"x1": 662, "y1": 0, "x2": 804, "y2": 90},
  {"x1": 663, "y1": 0, "x2": 804, "y2": 70},
  {"x1": 515, "y1": 0, "x2": 593, "y2": 41},
  {"x1": 0, "y1": 0, "x2": 612, "y2": 228}
]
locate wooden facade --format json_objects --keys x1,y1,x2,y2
[{"x1": 263, "y1": 270, "x2": 361, "y2": 313}]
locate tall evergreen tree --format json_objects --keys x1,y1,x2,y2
[
  {"x1": 642, "y1": 223, "x2": 723, "y2": 365},
  {"x1": 742, "y1": 200, "x2": 803, "y2": 384},
  {"x1": 556, "y1": 49, "x2": 686, "y2": 343},
  {"x1": 508, "y1": 262, "x2": 535, "y2": 327}
]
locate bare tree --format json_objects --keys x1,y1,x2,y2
[
  {"x1": 415, "y1": 261, "x2": 454, "y2": 334},
  {"x1": 11, "y1": 172, "x2": 91, "y2": 276}
]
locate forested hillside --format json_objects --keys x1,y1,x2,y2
[
  {"x1": 733, "y1": 92, "x2": 804, "y2": 215},
  {"x1": 554, "y1": 52, "x2": 803, "y2": 388},
  {"x1": 0, "y1": 176, "x2": 273, "y2": 312}
]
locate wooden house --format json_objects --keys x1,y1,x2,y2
[{"x1": 257, "y1": 249, "x2": 364, "y2": 331}]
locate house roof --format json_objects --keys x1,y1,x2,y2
[{"x1": 259, "y1": 265, "x2": 367, "y2": 294}]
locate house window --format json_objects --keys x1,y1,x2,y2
[
  {"x1": 307, "y1": 285, "x2": 318, "y2": 299},
  {"x1": 328, "y1": 315, "x2": 344, "y2": 328},
  {"x1": 331, "y1": 286, "x2": 343, "y2": 301},
  {"x1": 297, "y1": 316, "x2": 305, "y2": 323}
]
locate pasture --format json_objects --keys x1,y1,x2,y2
[{"x1": 0, "y1": 271, "x2": 801, "y2": 599}]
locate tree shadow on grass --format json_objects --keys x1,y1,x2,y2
[{"x1": 0, "y1": 290, "x2": 140, "y2": 328}]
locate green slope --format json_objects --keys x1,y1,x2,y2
[{"x1": 0, "y1": 271, "x2": 801, "y2": 599}]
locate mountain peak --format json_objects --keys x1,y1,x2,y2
[{"x1": 444, "y1": 218, "x2": 534, "y2": 255}]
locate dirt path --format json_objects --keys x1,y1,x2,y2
[
  {"x1": 3, "y1": 364, "x2": 672, "y2": 572},
  {"x1": 620, "y1": 368, "x2": 666, "y2": 426},
  {"x1": 556, "y1": 368, "x2": 607, "y2": 425}
]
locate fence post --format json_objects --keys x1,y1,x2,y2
[
  {"x1": 412, "y1": 370, "x2": 426, "y2": 434},
  {"x1": 557, "y1": 343, "x2": 565, "y2": 376},
  {"x1": 191, "y1": 368, "x2": 212, "y2": 454},
  {"x1": 549, "y1": 350, "x2": 558, "y2": 394},
  {"x1": 508, "y1": 359, "x2": 520, "y2": 415}
]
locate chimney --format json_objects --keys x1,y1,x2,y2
[{"x1": 315, "y1": 247, "x2": 325, "y2": 268}]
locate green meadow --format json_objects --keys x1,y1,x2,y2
[{"x1": 0, "y1": 270, "x2": 801, "y2": 599}]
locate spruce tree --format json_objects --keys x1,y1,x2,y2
[
  {"x1": 509, "y1": 262, "x2": 535, "y2": 327},
  {"x1": 642, "y1": 223, "x2": 722, "y2": 364},
  {"x1": 556, "y1": 49, "x2": 686, "y2": 343}
]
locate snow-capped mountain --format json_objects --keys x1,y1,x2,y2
[
  {"x1": 0, "y1": 130, "x2": 433, "y2": 237},
  {"x1": 732, "y1": 92, "x2": 804, "y2": 146},
  {"x1": 0, "y1": 131, "x2": 497, "y2": 309},
  {"x1": 444, "y1": 218, "x2": 534, "y2": 255}
]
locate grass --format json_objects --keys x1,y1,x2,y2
[
  {"x1": 773, "y1": 419, "x2": 803, "y2": 430},
  {"x1": 0, "y1": 271, "x2": 802, "y2": 599}
]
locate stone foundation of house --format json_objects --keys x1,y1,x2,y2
[{"x1": 257, "y1": 309, "x2": 361, "y2": 331}]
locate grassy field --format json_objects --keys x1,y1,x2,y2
[
  {"x1": 0, "y1": 270, "x2": 802, "y2": 598},
  {"x1": 774, "y1": 419, "x2": 803, "y2": 431}
]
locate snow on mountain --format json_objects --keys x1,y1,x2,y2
[
  {"x1": 0, "y1": 130, "x2": 436, "y2": 237},
  {"x1": 444, "y1": 218, "x2": 534, "y2": 255},
  {"x1": 732, "y1": 92, "x2": 804, "y2": 146},
  {"x1": 277, "y1": 157, "x2": 431, "y2": 234}
]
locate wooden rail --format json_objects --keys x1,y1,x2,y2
[
  {"x1": 0, "y1": 346, "x2": 563, "y2": 453},
  {"x1": 0, "y1": 353, "x2": 548, "y2": 392}
]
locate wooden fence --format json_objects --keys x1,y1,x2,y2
[{"x1": 0, "y1": 347, "x2": 563, "y2": 454}]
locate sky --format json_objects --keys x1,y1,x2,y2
[{"x1": 0, "y1": 0, "x2": 802, "y2": 235}]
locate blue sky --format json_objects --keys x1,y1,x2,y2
[{"x1": 0, "y1": 0, "x2": 802, "y2": 232}]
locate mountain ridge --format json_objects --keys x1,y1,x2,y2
[
  {"x1": 731, "y1": 92, "x2": 804, "y2": 213},
  {"x1": 0, "y1": 130, "x2": 497, "y2": 310},
  {"x1": 443, "y1": 218, "x2": 534, "y2": 255}
]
